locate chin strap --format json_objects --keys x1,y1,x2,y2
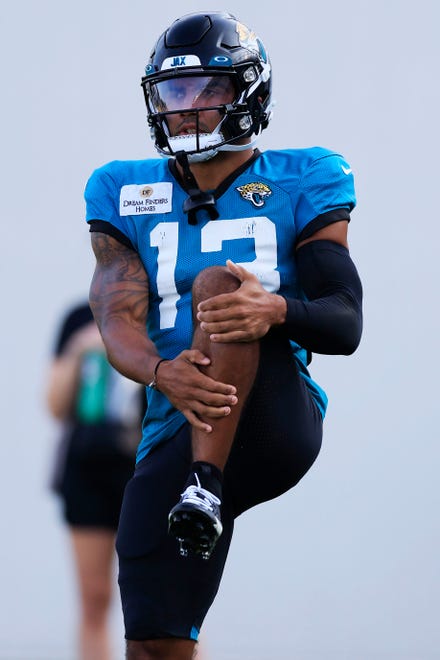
[{"x1": 175, "y1": 151, "x2": 219, "y2": 225}]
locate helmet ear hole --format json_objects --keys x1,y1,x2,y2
[{"x1": 142, "y1": 11, "x2": 273, "y2": 158}]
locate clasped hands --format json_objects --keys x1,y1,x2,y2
[{"x1": 155, "y1": 261, "x2": 286, "y2": 432}]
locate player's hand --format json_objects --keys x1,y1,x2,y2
[
  {"x1": 154, "y1": 350, "x2": 238, "y2": 432},
  {"x1": 196, "y1": 260, "x2": 287, "y2": 342}
]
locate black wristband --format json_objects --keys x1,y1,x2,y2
[{"x1": 148, "y1": 358, "x2": 169, "y2": 390}]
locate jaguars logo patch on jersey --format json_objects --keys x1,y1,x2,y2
[{"x1": 236, "y1": 182, "x2": 272, "y2": 208}]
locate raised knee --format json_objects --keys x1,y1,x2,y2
[{"x1": 192, "y1": 265, "x2": 240, "y2": 302}]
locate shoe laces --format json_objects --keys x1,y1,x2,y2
[{"x1": 181, "y1": 474, "x2": 221, "y2": 512}]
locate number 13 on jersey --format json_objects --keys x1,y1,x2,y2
[{"x1": 150, "y1": 216, "x2": 281, "y2": 329}]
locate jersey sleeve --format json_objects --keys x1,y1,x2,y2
[
  {"x1": 84, "y1": 164, "x2": 136, "y2": 246},
  {"x1": 295, "y1": 152, "x2": 356, "y2": 237}
]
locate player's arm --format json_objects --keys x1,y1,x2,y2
[
  {"x1": 196, "y1": 220, "x2": 362, "y2": 355},
  {"x1": 281, "y1": 219, "x2": 363, "y2": 355},
  {"x1": 89, "y1": 232, "x2": 162, "y2": 384},
  {"x1": 90, "y1": 232, "x2": 238, "y2": 430}
]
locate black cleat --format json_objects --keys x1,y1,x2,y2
[{"x1": 168, "y1": 475, "x2": 222, "y2": 560}]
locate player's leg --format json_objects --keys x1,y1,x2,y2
[
  {"x1": 126, "y1": 623, "x2": 207, "y2": 660},
  {"x1": 168, "y1": 266, "x2": 259, "y2": 559},
  {"x1": 225, "y1": 329, "x2": 323, "y2": 516},
  {"x1": 190, "y1": 266, "x2": 259, "y2": 469},
  {"x1": 117, "y1": 427, "x2": 234, "y2": 660},
  {"x1": 126, "y1": 638, "x2": 196, "y2": 660},
  {"x1": 70, "y1": 528, "x2": 115, "y2": 660}
]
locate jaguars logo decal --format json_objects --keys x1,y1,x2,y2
[{"x1": 236, "y1": 182, "x2": 272, "y2": 208}]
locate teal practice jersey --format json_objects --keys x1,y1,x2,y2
[{"x1": 85, "y1": 147, "x2": 356, "y2": 462}]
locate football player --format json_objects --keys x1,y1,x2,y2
[{"x1": 85, "y1": 11, "x2": 363, "y2": 660}]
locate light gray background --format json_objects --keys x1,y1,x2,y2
[{"x1": 2, "y1": 0, "x2": 439, "y2": 658}]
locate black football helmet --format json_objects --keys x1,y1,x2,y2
[{"x1": 141, "y1": 11, "x2": 273, "y2": 161}]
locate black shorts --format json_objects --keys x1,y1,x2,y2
[
  {"x1": 58, "y1": 434, "x2": 135, "y2": 530},
  {"x1": 116, "y1": 332, "x2": 323, "y2": 640}
]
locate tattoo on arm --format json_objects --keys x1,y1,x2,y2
[{"x1": 89, "y1": 232, "x2": 149, "y2": 333}]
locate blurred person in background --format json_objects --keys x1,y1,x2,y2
[{"x1": 46, "y1": 301, "x2": 145, "y2": 660}]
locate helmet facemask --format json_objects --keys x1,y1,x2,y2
[{"x1": 142, "y1": 68, "x2": 269, "y2": 162}]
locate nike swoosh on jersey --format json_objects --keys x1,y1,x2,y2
[{"x1": 341, "y1": 165, "x2": 352, "y2": 175}]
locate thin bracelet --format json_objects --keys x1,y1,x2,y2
[{"x1": 147, "y1": 358, "x2": 169, "y2": 390}]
